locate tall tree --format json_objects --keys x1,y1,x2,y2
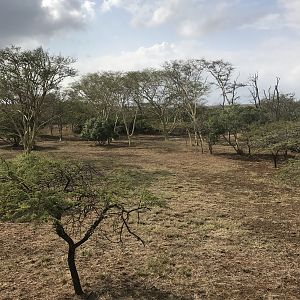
[
  {"x1": 0, "y1": 46, "x2": 76, "y2": 153},
  {"x1": 115, "y1": 72, "x2": 141, "y2": 146},
  {"x1": 206, "y1": 60, "x2": 244, "y2": 108},
  {"x1": 136, "y1": 69, "x2": 179, "y2": 140},
  {"x1": 164, "y1": 59, "x2": 210, "y2": 152},
  {"x1": 72, "y1": 72, "x2": 119, "y2": 123}
]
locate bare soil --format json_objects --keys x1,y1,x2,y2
[{"x1": 0, "y1": 136, "x2": 299, "y2": 300}]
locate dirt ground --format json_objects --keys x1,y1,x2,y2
[{"x1": 0, "y1": 136, "x2": 299, "y2": 300}]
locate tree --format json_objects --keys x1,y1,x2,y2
[
  {"x1": 72, "y1": 72, "x2": 119, "y2": 123},
  {"x1": 42, "y1": 92, "x2": 68, "y2": 140},
  {"x1": 164, "y1": 59, "x2": 210, "y2": 152},
  {"x1": 136, "y1": 69, "x2": 179, "y2": 140},
  {"x1": 249, "y1": 75, "x2": 300, "y2": 122},
  {"x1": 115, "y1": 72, "x2": 140, "y2": 147},
  {"x1": 248, "y1": 73, "x2": 262, "y2": 109},
  {"x1": 205, "y1": 60, "x2": 244, "y2": 108},
  {"x1": 63, "y1": 96, "x2": 96, "y2": 134},
  {"x1": 250, "y1": 122, "x2": 300, "y2": 167},
  {"x1": 0, "y1": 46, "x2": 76, "y2": 153},
  {"x1": 201, "y1": 110, "x2": 224, "y2": 154},
  {"x1": 0, "y1": 154, "x2": 159, "y2": 296}
]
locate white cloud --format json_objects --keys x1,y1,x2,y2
[
  {"x1": 0, "y1": 0, "x2": 96, "y2": 47},
  {"x1": 100, "y1": 0, "x2": 123, "y2": 12},
  {"x1": 148, "y1": 4, "x2": 174, "y2": 26},
  {"x1": 41, "y1": 0, "x2": 95, "y2": 22},
  {"x1": 99, "y1": 0, "x2": 272, "y2": 37},
  {"x1": 99, "y1": 0, "x2": 300, "y2": 37},
  {"x1": 242, "y1": 0, "x2": 300, "y2": 32},
  {"x1": 76, "y1": 42, "x2": 185, "y2": 73}
]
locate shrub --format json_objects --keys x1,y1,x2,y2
[{"x1": 81, "y1": 118, "x2": 119, "y2": 144}]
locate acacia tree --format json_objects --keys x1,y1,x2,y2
[
  {"x1": 201, "y1": 110, "x2": 224, "y2": 154},
  {"x1": 0, "y1": 154, "x2": 158, "y2": 296},
  {"x1": 72, "y1": 72, "x2": 119, "y2": 123},
  {"x1": 0, "y1": 46, "x2": 76, "y2": 153},
  {"x1": 248, "y1": 74, "x2": 300, "y2": 122},
  {"x1": 43, "y1": 92, "x2": 69, "y2": 140},
  {"x1": 136, "y1": 69, "x2": 179, "y2": 140},
  {"x1": 250, "y1": 122, "x2": 300, "y2": 167},
  {"x1": 205, "y1": 60, "x2": 244, "y2": 108},
  {"x1": 164, "y1": 59, "x2": 210, "y2": 152},
  {"x1": 248, "y1": 73, "x2": 262, "y2": 109},
  {"x1": 115, "y1": 72, "x2": 141, "y2": 146}
]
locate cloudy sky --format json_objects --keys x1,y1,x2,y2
[{"x1": 0, "y1": 0, "x2": 299, "y2": 102}]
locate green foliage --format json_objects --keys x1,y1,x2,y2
[
  {"x1": 261, "y1": 93, "x2": 300, "y2": 122},
  {"x1": 0, "y1": 154, "x2": 162, "y2": 223},
  {"x1": 81, "y1": 118, "x2": 119, "y2": 144},
  {"x1": 250, "y1": 122, "x2": 300, "y2": 153},
  {"x1": 0, "y1": 154, "x2": 81, "y2": 222},
  {"x1": 0, "y1": 153, "x2": 163, "y2": 295},
  {"x1": 201, "y1": 112, "x2": 224, "y2": 147},
  {"x1": 220, "y1": 105, "x2": 261, "y2": 133},
  {"x1": 0, "y1": 109, "x2": 22, "y2": 146},
  {"x1": 279, "y1": 159, "x2": 300, "y2": 185}
]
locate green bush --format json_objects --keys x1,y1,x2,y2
[
  {"x1": 279, "y1": 159, "x2": 300, "y2": 185},
  {"x1": 81, "y1": 118, "x2": 119, "y2": 144}
]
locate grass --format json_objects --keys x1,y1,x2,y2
[{"x1": 0, "y1": 135, "x2": 299, "y2": 299}]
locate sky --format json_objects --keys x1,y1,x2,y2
[{"x1": 0, "y1": 0, "x2": 300, "y2": 104}]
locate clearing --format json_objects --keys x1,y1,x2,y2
[{"x1": 0, "y1": 136, "x2": 299, "y2": 300}]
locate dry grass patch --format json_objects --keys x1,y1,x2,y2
[{"x1": 0, "y1": 136, "x2": 300, "y2": 299}]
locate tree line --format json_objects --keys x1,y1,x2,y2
[{"x1": 0, "y1": 46, "x2": 299, "y2": 164}]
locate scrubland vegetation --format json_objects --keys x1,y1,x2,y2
[{"x1": 0, "y1": 46, "x2": 299, "y2": 299}]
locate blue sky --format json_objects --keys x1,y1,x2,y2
[{"x1": 0, "y1": 0, "x2": 300, "y2": 103}]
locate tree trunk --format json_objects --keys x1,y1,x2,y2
[
  {"x1": 186, "y1": 129, "x2": 192, "y2": 146},
  {"x1": 68, "y1": 245, "x2": 84, "y2": 296},
  {"x1": 208, "y1": 142, "x2": 213, "y2": 154},
  {"x1": 59, "y1": 121, "x2": 63, "y2": 142},
  {"x1": 194, "y1": 130, "x2": 199, "y2": 146},
  {"x1": 272, "y1": 151, "x2": 279, "y2": 168},
  {"x1": 162, "y1": 122, "x2": 169, "y2": 141},
  {"x1": 198, "y1": 132, "x2": 204, "y2": 154},
  {"x1": 128, "y1": 136, "x2": 131, "y2": 147},
  {"x1": 23, "y1": 131, "x2": 35, "y2": 154}
]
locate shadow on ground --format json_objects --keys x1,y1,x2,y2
[
  {"x1": 86, "y1": 275, "x2": 191, "y2": 300},
  {"x1": 214, "y1": 152, "x2": 296, "y2": 165}
]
